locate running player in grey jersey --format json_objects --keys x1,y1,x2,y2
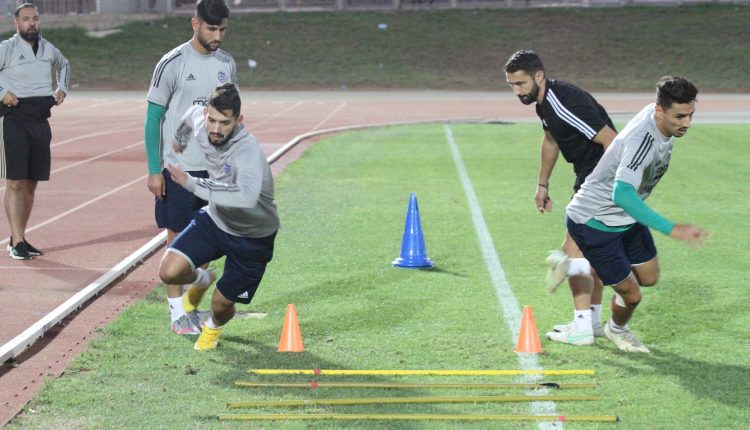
[
  {"x1": 566, "y1": 76, "x2": 709, "y2": 353},
  {"x1": 159, "y1": 84, "x2": 280, "y2": 350},
  {"x1": 144, "y1": 0, "x2": 237, "y2": 335},
  {"x1": 0, "y1": 3, "x2": 70, "y2": 260}
]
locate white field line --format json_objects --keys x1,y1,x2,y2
[
  {"x1": 248, "y1": 101, "x2": 303, "y2": 128},
  {"x1": 0, "y1": 141, "x2": 143, "y2": 193},
  {"x1": 0, "y1": 175, "x2": 146, "y2": 247},
  {"x1": 51, "y1": 127, "x2": 142, "y2": 148},
  {"x1": 310, "y1": 102, "x2": 347, "y2": 131},
  {"x1": 443, "y1": 125, "x2": 561, "y2": 430}
]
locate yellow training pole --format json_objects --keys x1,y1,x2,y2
[
  {"x1": 226, "y1": 394, "x2": 600, "y2": 408},
  {"x1": 234, "y1": 381, "x2": 596, "y2": 390},
  {"x1": 246, "y1": 368, "x2": 596, "y2": 376},
  {"x1": 218, "y1": 413, "x2": 619, "y2": 422}
]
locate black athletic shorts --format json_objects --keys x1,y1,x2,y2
[{"x1": 0, "y1": 96, "x2": 55, "y2": 181}]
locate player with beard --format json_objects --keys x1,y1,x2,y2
[
  {"x1": 159, "y1": 83, "x2": 280, "y2": 350},
  {"x1": 504, "y1": 50, "x2": 617, "y2": 346},
  {"x1": 145, "y1": 0, "x2": 237, "y2": 335},
  {"x1": 0, "y1": 3, "x2": 70, "y2": 260}
]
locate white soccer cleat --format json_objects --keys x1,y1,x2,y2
[
  {"x1": 553, "y1": 321, "x2": 605, "y2": 338},
  {"x1": 546, "y1": 324, "x2": 594, "y2": 346},
  {"x1": 545, "y1": 250, "x2": 570, "y2": 293},
  {"x1": 604, "y1": 323, "x2": 650, "y2": 353}
]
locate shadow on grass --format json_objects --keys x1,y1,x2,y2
[{"x1": 601, "y1": 349, "x2": 748, "y2": 409}]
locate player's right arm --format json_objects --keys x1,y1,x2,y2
[
  {"x1": 536, "y1": 130, "x2": 559, "y2": 213},
  {"x1": 592, "y1": 125, "x2": 617, "y2": 151},
  {"x1": 145, "y1": 101, "x2": 167, "y2": 199}
]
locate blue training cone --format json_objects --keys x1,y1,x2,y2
[{"x1": 392, "y1": 193, "x2": 434, "y2": 268}]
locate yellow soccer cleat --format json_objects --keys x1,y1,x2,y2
[
  {"x1": 194, "y1": 326, "x2": 222, "y2": 351},
  {"x1": 183, "y1": 269, "x2": 216, "y2": 313}
]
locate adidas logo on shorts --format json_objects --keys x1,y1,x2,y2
[{"x1": 238, "y1": 291, "x2": 249, "y2": 299}]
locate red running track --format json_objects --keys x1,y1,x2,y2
[{"x1": 0, "y1": 90, "x2": 746, "y2": 426}]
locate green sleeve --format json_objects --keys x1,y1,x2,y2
[
  {"x1": 612, "y1": 180, "x2": 674, "y2": 235},
  {"x1": 144, "y1": 102, "x2": 166, "y2": 174}
]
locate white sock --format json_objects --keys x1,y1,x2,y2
[
  {"x1": 567, "y1": 258, "x2": 592, "y2": 276},
  {"x1": 608, "y1": 318, "x2": 628, "y2": 333},
  {"x1": 193, "y1": 268, "x2": 212, "y2": 289},
  {"x1": 573, "y1": 309, "x2": 593, "y2": 333},
  {"x1": 206, "y1": 316, "x2": 222, "y2": 330},
  {"x1": 168, "y1": 296, "x2": 185, "y2": 322},
  {"x1": 591, "y1": 304, "x2": 603, "y2": 328}
]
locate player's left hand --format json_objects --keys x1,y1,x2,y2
[
  {"x1": 172, "y1": 140, "x2": 184, "y2": 154},
  {"x1": 165, "y1": 164, "x2": 189, "y2": 188},
  {"x1": 535, "y1": 188, "x2": 553, "y2": 213},
  {"x1": 670, "y1": 224, "x2": 710, "y2": 247}
]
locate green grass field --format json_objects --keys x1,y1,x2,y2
[
  {"x1": 7, "y1": 122, "x2": 749, "y2": 429},
  {"x1": 32, "y1": 4, "x2": 750, "y2": 91}
]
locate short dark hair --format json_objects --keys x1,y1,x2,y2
[
  {"x1": 15, "y1": 3, "x2": 37, "y2": 17},
  {"x1": 504, "y1": 50, "x2": 545, "y2": 75},
  {"x1": 209, "y1": 83, "x2": 241, "y2": 118},
  {"x1": 656, "y1": 76, "x2": 698, "y2": 109},
  {"x1": 195, "y1": 0, "x2": 229, "y2": 26}
]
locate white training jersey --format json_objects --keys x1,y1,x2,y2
[
  {"x1": 567, "y1": 103, "x2": 673, "y2": 227},
  {"x1": 146, "y1": 41, "x2": 237, "y2": 172}
]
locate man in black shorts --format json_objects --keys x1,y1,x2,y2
[
  {"x1": 0, "y1": 3, "x2": 70, "y2": 260},
  {"x1": 504, "y1": 50, "x2": 616, "y2": 346}
]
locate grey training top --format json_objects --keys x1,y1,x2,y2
[
  {"x1": 567, "y1": 103, "x2": 673, "y2": 227},
  {"x1": 176, "y1": 105, "x2": 280, "y2": 238},
  {"x1": 0, "y1": 34, "x2": 70, "y2": 99},
  {"x1": 147, "y1": 42, "x2": 237, "y2": 172}
]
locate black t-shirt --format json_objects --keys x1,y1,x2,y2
[{"x1": 535, "y1": 79, "x2": 615, "y2": 189}]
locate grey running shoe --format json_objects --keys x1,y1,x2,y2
[
  {"x1": 604, "y1": 323, "x2": 650, "y2": 353},
  {"x1": 8, "y1": 238, "x2": 43, "y2": 256},
  {"x1": 8, "y1": 241, "x2": 32, "y2": 260},
  {"x1": 545, "y1": 250, "x2": 570, "y2": 293},
  {"x1": 186, "y1": 310, "x2": 205, "y2": 330},
  {"x1": 546, "y1": 324, "x2": 595, "y2": 346},
  {"x1": 171, "y1": 314, "x2": 201, "y2": 335},
  {"x1": 553, "y1": 321, "x2": 605, "y2": 338}
]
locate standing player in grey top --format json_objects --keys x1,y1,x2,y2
[
  {"x1": 566, "y1": 76, "x2": 709, "y2": 353},
  {"x1": 144, "y1": 0, "x2": 237, "y2": 335},
  {"x1": 1, "y1": 3, "x2": 70, "y2": 260},
  {"x1": 159, "y1": 83, "x2": 280, "y2": 350}
]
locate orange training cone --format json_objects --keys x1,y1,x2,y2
[
  {"x1": 278, "y1": 304, "x2": 304, "y2": 352},
  {"x1": 515, "y1": 305, "x2": 542, "y2": 354}
]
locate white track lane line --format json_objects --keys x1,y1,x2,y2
[
  {"x1": 311, "y1": 102, "x2": 347, "y2": 131},
  {"x1": 0, "y1": 175, "x2": 146, "y2": 247},
  {"x1": 51, "y1": 127, "x2": 142, "y2": 148},
  {"x1": 249, "y1": 101, "x2": 303, "y2": 128},
  {"x1": 444, "y1": 125, "x2": 561, "y2": 430},
  {"x1": 0, "y1": 141, "x2": 143, "y2": 192}
]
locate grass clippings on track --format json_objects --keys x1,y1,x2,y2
[{"x1": 7, "y1": 122, "x2": 749, "y2": 429}]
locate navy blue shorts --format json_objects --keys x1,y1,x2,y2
[
  {"x1": 566, "y1": 217, "x2": 656, "y2": 286},
  {"x1": 168, "y1": 209, "x2": 276, "y2": 304},
  {"x1": 154, "y1": 168, "x2": 208, "y2": 232}
]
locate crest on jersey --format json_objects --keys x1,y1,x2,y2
[
  {"x1": 218, "y1": 70, "x2": 228, "y2": 83},
  {"x1": 224, "y1": 164, "x2": 232, "y2": 175}
]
